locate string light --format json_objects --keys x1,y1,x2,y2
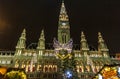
[{"x1": 65, "y1": 70, "x2": 72, "y2": 78}]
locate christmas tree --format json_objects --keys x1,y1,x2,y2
[{"x1": 59, "y1": 50, "x2": 79, "y2": 79}]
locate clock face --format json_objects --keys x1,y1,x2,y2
[{"x1": 62, "y1": 22, "x2": 66, "y2": 26}]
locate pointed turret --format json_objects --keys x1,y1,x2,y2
[
  {"x1": 59, "y1": 0, "x2": 68, "y2": 21},
  {"x1": 80, "y1": 32, "x2": 92, "y2": 73},
  {"x1": 15, "y1": 29, "x2": 26, "y2": 56},
  {"x1": 58, "y1": 1, "x2": 70, "y2": 44},
  {"x1": 98, "y1": 32, "x2": 108, "y2": 51},
  {"x1": 98, "y1": 33, "x2": 111, "y2": 64},
  {"x1": 37, "y1": 29, "x2": 45, "y2": 50},
  {"x1": 80, "y1": 32, "x2": 89, "y2": 51},
  {"x1": 16, "y1": 29, "x2": 26, "y2": 49}
]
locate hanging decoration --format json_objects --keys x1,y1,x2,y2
[
  {"x1": 53, "y1": 38, "x2": 73, "y2": 52},
  {"x1": 55, "y1": 53, "x2": 72, "y2": 60},
  {"x1": 53, "y1": 38, "x2": 73, "y2": 60}
]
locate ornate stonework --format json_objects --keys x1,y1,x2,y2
[{"x1": 0, "y1": 1, "x2": 119, "y2": 79}]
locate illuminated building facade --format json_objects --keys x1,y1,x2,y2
[{"x1": 0, "y1": 1, "x2": 119, "y2": 79}]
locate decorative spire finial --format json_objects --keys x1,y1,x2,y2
[
  {"x1": 81, "y1": 31, "x2": 86, "y2": 42},
  {"x1": 80, "y1": 31, "x2": 89, "y2": 51},
  {"x1": 37, "y1": 29, "x2": 45, "y2": 50},
  {"x1": 20, "y1": 29, "x2": 26, "y2": 39},
  {"x1": 81, "y1": 31, "x2": 85, "y2": 37},
  {"x1": 16, "y1": 28, "x2": 26, "y2": 49},
  {"x1": 41, "y1": 29, "x2": 44, "y2": 38},
  {"x1": 98, "y1": 32, "x2": 104, "y2": 43},
  {"x1": 23, "y1": 29, "x2": 26, "y2": 33},
  {"x1": 98, "y1": 32, "x2": 109, "y2": 51}
]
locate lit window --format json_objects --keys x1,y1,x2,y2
[
  {"x1": 28, "y1": 53, "x2": 32, "y2": 56},
  {"x1": 7, "y1": 61, "x2": 11, "y2": 64},
  {"x1": 45, "y1": 53, "x2": 48, "y2": 56},
  {"x1": 2, "y1": 61, "x2": 6, "y2": 64},
  {"x1": 18, "y1": 50, "x2": 21, "y2": 55},
  {"x1": 39, "y1": 51, "x2": 43, "y2": 56},
  {"x1": 33, "y1": 53, "x2": 36, "y2": 56},
  {"x1": 75, "y1": 54, "x2": 77, "y2": 57},
  {"x1": 24, "y1": 52, "x2": 27, "y2": 56},
  {"x1": 49, "y1": 53, "x2": 53, "y2": 56}
]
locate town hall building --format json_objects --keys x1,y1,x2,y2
[{"x1": 0, "y1": 1, "x2": 120, "y2": 79}]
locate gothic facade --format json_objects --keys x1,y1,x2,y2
[{"x1": 0, "y1": 1, "x2": 120, "y2": 79}]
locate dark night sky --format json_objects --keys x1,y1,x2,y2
[{"x1": 0, "y1": 0, "x2": 120, "y2": 54}]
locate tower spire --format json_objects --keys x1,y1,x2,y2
[
  {"x1": 58, "y1": 1, "x2": 70, "y2": 44},
  {"x1": 80, "y1": 31, "x2": 89, "y2": 51},
  {"x1": 98, "y1": 32, "x2": 108, "y2": 51},
  {"x1": 16, "y1": 29, "x2": 26, "y2": 49},
  {"x1": 59, "y1": 0, "x2": 68, "y2": 21},
  {"x1": 15, "y1": 29, "x2": 26, "y2": 55},
  {"x1": 37, "y1": 29, "x2": 45, "y2": 50}
]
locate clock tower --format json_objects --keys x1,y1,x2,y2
[{"x1": 58, "y1": 0, "x2": 70, "y2": 44}]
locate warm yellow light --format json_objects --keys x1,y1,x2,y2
[
  {"x1": 104, "y1": 67, "x2": 110, "y2": 71},
  {"x1": 0, "y1": 67, "x2": 7, "y2": 75},
  {"x1": 102, "y1": 67, "x2": 117, "y2": 79}
]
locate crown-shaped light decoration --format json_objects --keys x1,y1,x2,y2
[{"x1": 53, "y1": 38, "x2": 73, "y2": 59}]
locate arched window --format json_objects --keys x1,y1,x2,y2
[
  {"x1": 37, "y1": 65, "x2": 42, "y2": 71},
  {"x1": 21, "y1": 60, "x2": 26, "y2": 68},
  {"x1": 15, "y1": 60, "x2": 19, "y2": 68},
  {"x1": 62, "y1": 33, "x2": 67, "y2": 43},
  {"x1": 53, "y1": 65, "x2": 57, "y2": 72},
  {"x1": 45, "y1": 66, "x2": 48, "y2": 72}
]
